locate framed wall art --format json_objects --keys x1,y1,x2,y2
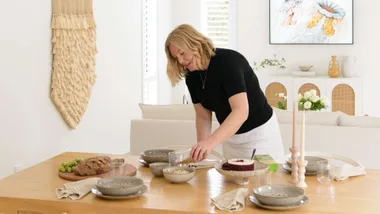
[{"x1": 269, "y1": 0, "x2": 354, "y2": 44}]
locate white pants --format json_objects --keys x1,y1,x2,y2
[{"x1": 222, "y1": 111, "x2": 284, "y2": 160}]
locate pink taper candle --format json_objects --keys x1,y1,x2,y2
[
  {"x1": 300, "y1": 111, "x2": 306, "y2": 161},
  {"x1": 292, "y1": 101, "x2": 296, "y2": 148}
]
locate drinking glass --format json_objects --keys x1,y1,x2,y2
[
  {"x1": 253, "y1": 171, "x2": 272, "y2": 188},
  {"x1": 168, "y1": 151, "x2": 185, "y2": 166},
  {"x1": 317, "y1": 160, "x2": 333, "y2": 184},
  {"x1": 108, "y1": 162, "x2": 126, "y2": 177}
]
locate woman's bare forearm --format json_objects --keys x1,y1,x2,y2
[
  {"x1": 208, "y1": 108, "x2": 247, "y2": 144},
  {"x1": 196, "y1": 116, "x2": 212, "y2": 142}
]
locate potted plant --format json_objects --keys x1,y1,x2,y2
[
  {"x1": 296, "y1": 89, "x2": 329, "y2": 111},
  {"x1": 253, "y1": 54, "x2": 286, "y2": 74},
  {"x1": 275, "y1": 93, "x2": 287, "y2": 110}
]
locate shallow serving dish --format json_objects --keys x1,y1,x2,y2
[
  {"x1": 163, "y1": 166, "x2": 195, "y2": 183},
  {"x1": 140, "y1": 149, "x2": 174, "y2": 163},
  {"x1": 149, "y1": 162, "x2": 170, "y2": 177},
  {"x1": 96, "y1": 176, "x2": 144, "y2": 196},
  {"x1": 287, "y1": 156, "x2": 327, "y2": 172},
  {"x1": 253, "y1": 184, "x2": 304, "y2": 206}
]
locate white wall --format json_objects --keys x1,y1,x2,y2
[
  {"x1": 236, "y1": 0, "x2": 379, "y2": 117},
  {"x1": 169, "y1": 0, "x2": 202, "y2": 104},
  {"x1": 0, "y1": 0, "x2": 142, "y2": 179}
]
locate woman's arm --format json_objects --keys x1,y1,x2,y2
[
  {"x1": 194, "y1": 103, "x2": 212, "y2": 142},
  {"x1": 208, "y1": 92, "x2": 248, "y2": 144},
  {"x1": 191, "y1": 92, "x2": 249, "y2": 161}
]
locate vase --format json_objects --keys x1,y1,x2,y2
[
  {"x1": 328, "y1": 55, "x2": 340, "y2": 78},
  {"x1": 342, "y1": 56, "x2": 357, "y2": 77}
]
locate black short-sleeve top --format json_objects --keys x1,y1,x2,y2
[{"x1": 185, "y1": 48, "x2": 273, "y2": 134}]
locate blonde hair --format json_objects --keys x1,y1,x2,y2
[{"x1": 165, "y1": 24, "x2": 216, "y2": 87}]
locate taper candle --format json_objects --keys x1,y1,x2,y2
[
  {"x1": 292, "y1": 101, "x2": 296, "y2": 148},
  {"x1": 300, "y1": 111, "x2": 305, "y2": 161}
]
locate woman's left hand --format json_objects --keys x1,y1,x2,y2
[{"x1": 190, "y1": 139, "x2": 217, "y2": 162}]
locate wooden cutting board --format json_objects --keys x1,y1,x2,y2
[{"x1": 58, "y1": 163, "x2": 137, "y2": 181}]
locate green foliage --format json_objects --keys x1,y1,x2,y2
[
  {"x1": 253, "y1": 54, "x2": 286, "y2": 71},
  {"x1": 277, "y1": 101, "x2": 286, "y2": 110}
]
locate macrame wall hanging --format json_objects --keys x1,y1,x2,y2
[{"x1": 51, "y1": 0, "x2": 97, "y2": 129}]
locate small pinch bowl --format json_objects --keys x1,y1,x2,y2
[
  {"x1": 149, "y1": 162, "x2": 170, "y2": 177},
  {"x1": 163, "y1": 166, "x2": 195, "y2": 183},
  {"x1": 299, "y1": 65, "x2": 313, "y2": 71}
]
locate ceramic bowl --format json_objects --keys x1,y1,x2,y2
[
  {"x1": 299, "y1": 65, "x2": 313, "y2": 71},
  {"x1": 163, "y1": 166, "x2": 195, "y2": 183},
  {"x1": 140, "y1": 149, "x2": 174, "y2": 163},
  {"x1": 253, "y1": 184, "x2": 304, "y2": 206},
  {"x1": 287, "y1": 156, "x2": 327, "y2": 172},
  {"x1": 96, "y1": 176, "x2": 144, "y2": 196},
  {"x1": 149, "y1": 162, "x2": 170, "y2": 177}
]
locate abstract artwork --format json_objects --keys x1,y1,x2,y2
[{"x1": 270, "y1": 0, "x2": 354, "y2": 44}]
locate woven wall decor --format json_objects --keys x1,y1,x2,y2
[
  {"x1": 298, "y1": 83, "x2": 320, "y2": 96},
  {"x1": 265, "y1": 82, "x2": 287, "y2": 110},
  {"x1": 51, "y1": 0, "x2": 97, "y2": 129},
  {"x1": 332, "y1": 84, "x2": 355, "y2": 115}
]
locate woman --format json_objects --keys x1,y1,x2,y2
[{"x1": 165, "y1": 24, "x2": 284, "y2": 162}]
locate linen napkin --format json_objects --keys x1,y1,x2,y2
[
  {"x1": 211, "y1": 188, "x2": 249, "y2": 212},
  {"x1": 56, "y1": 177, "x2": 100, "y2": 200},
  {"x1": 333, "y1": 164, "x2": 366, "y2": 181}
]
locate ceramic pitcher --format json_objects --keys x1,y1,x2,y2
[{"x1": 328, "y1": 55, "x2": 340, "y2": 78}]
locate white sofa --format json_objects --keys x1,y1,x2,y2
[{"x1": 130, "y1": 104, "x2": 380, "y2": 169}]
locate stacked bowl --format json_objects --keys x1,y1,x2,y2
[
  {"x1": 93, "y1": 176, "x2": 147, "y2": 199},
  {"x1": 250, "y1": 184, "x2": 308, "y2": 210}
]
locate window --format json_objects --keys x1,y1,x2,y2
[
  {"x1": 201, "y1": 0, "x2": 236, "y2": 49},
  {"x1": 142, "y1": 0, "x2": 158, "y2": 104}
]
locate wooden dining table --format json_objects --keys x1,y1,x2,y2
[{"x1": 0, "y1": 152, "x2": 379, "y2": 214}]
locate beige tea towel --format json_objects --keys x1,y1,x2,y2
[
  {"x1": 56, "y1": 177, "x2": 100, "y2": 200},
  {"x1": 211, "y1": 188, "x2": 249, "y2": 212}
]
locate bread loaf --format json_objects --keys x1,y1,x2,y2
[{"x1": 74, "y1": 156, "x2": 124, "y2": 176}]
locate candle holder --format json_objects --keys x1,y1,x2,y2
[
  {"x1": 289, "y1": 147, "x2": 300, "y2": 185},
  {"x1": 296, "y1": 159, "x2": 308, "y2": 188}
]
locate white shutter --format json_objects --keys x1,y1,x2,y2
[
  {"x1": 202, "y1": 0, "x2": 236, "y2": 49},
  {"x1": 142, "y1": 0, "x2": 158, "y2": 104}
]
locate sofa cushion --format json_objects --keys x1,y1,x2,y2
[
  {"x1": 339, "y1": 115, "x2": 380, "y2": 128},
  {"x1": 273, "y1": 107, "x2": 344, "y2": 126},
  {"x1": 139, "y1": 104, "x2": 218, "y2": 121}
]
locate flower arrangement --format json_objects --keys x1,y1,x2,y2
[
  {"x1": 253, "y1": 54, "x2": 286, "y2": 71},
  {"x1": 275, "y1": 93, "x2": 287, "y2": 110},
  {"x1": 296, "y1": 89, "x2": 329, "y2": 111}
]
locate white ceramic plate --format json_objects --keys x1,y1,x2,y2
[
  {"x1": 284, "y1": 151, "x2": 365, "y2": 169},
  {"x1": 249, "y1": 194, "x2": 309, "y2": 210},
  {"x1": 91, "y1": 185, "x2": 148, "y2": 200}
]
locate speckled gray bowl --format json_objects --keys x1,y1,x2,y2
[
  {"x1": 149, "y1": 162, "x2": 170, "y2": 177},
  {"x1": 253, "y1": 184, "x2": 304, "y2": 206},
  {"x1": 287, "y1": 156, "x2": 327, "y2": 172},
  {"x1": 96, "y1": 176, "x2": 144, "y2": 196},
  {"x1": 140, "y1": 149, "x2": 174, "y2": 163},
  {"x1": 163, "y1": 166, "x2": 195, "y2": 183}
]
